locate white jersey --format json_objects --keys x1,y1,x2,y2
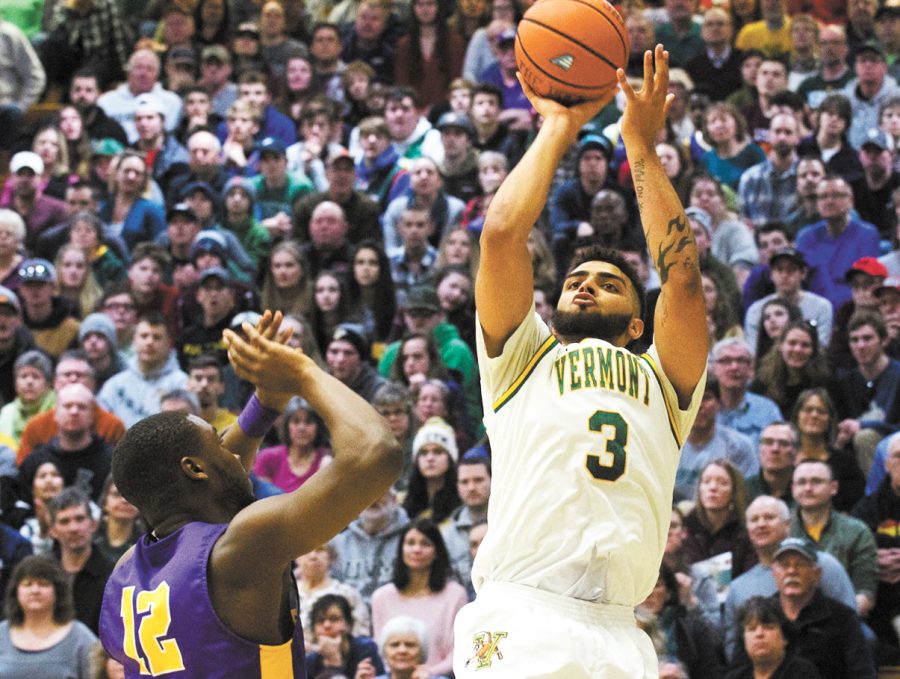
[{"x1": 472, "y1": 308, "x2": 705, "y2": 607}]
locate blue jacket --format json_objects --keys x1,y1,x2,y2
[{"x1": 98, "y1": 197, "x2": 166, "y2": 252}]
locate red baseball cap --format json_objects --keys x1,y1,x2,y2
[{"x1": 845, "y1": 257, "x2": 888, "y2": 282}]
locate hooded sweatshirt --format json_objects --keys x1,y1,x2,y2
[
  {"x1": 97, "y1": 351, "x2": 188, "y2": 428},
  {"x1": 0, "y1": 389, "x2": 56, "y2": 447}
]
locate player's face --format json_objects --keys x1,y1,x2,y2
[
  {"x1": 554, "y1": 261, "x2": 640, "y2": 345},
  {"x1": 191, "y1": 415, "x2": 256, "y2": 515},
  {"x1": 698, "y1": 464, "x2": 732, "y2": 511},
  {"x1": 402, "y1": 528, "x2": 436, "y2": 572},
  {"x1": 383, "y1": 633, "x2": 423, "y2": 670},
  {"x1": 795, "y1": 394, "x2": 829, "y2": 437},
  {"x1": 457, "y1": 463, "x2": 491, "y2": 508},
  {"x1": 746, "y1": 499, "x2": 788, "y2": 549},
  {"x1": 743, "y1": 620, "x2": 787, "y2": 666},
  {"x1": 417, "y1": 443, "x2": 450, "y2": 479}
]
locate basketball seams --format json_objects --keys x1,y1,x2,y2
[
  {"x1": 564, "y1": 0, "x2": 628, "y2": 60},
  {"x1": 515, "y1": 36, "x2": 615, "y2": 92},
  {"x1": 519, "y1": 16, "x2": 621, "y2": 73}
]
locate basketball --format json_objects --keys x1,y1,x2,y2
[{"x1": 515, "y1": 0, "x2": 630, "y2": 105}]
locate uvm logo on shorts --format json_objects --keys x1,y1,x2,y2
[
  {"x1": 550, "y1": 54, "x2": 575, "y2": 71},
  {"x1": 466, "y1": 630, "x2": 508, "y2": 670}
]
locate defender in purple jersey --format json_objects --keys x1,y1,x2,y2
[{"x1": 99, "y1": 311, "x2": 402, "y2": 678}]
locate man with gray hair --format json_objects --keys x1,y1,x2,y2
[
  {"x1": 745, "y1": 422, "x2": 799, "y2": 503},
  {"x1": 722, "y1": 495, "x2": 856, "y2": 660},
  {"x1": 712, "y1": 337, "x2": 783, "y2": 448}
]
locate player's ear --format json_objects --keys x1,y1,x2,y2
[
  {"x1": 628, "y1": 317, "x2": 644, "y2": 340},
  {"x1": 180, "y1": 456, "x2": 208, "y2": 481}
]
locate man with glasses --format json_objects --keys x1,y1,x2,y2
[
  {"x1": 99, "y1": 285, "x2": 138, "y2": 359},
  {"x1": 795, "y1": 174, "x2": 880, "y2": 310},
  {"x1": 712, "y1": 338, "x2": 783, "y2": 449},
  {"x1": 744, "y1": 422, "x2": 797, "y2": 503},
  {"x1": 686, "y1": 8, "x2": 744, "y2": 101}
]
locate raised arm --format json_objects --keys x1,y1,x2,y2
[
  {"x1": 219, "y1": 324, "x2": 402, "y2": 567},
  {"x1": 476, "y1": 79, "x2": 614, "y2": 357},
  {"x1": 618, "y1": 47, "x2": 707, "y2": 405}
]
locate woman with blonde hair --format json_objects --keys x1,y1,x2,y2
[
  {"x1": 98, "y1": 151, "x2": 166, "y2": 252},
  {"x1": 434, "y1": 227, "x2": 480, "y2": 281},
  {"x1": 527, "y1": 227, "x2": 558, "y2": 290},
  {"x1": 261, "y1": 240, "x2": 313, "y2": 319},
  {"x1": 55, "y1": 244, "x2": 103, "y2": 319},
  {"x1": 1, "y1": 125, "x2": 78, "y2": 204},
  {"x1": 57, "y1": 106, "x2": 92, "y2": 180}
]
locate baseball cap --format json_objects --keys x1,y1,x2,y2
[
  {"x1": 134, "y1": 93, "x2": 165, "y2": 119},
  {"x1": 769, "y1": 247, "x2": 807, "y2": 268},
  {"x1": 10, "y1": 151, "x2": 44, "y2": 175},
  {"x1": 166, "y1": 202, "x2": 198, "y2": 222},
  {"x1": 578, "y1": 134, "x2": 612, "y2": 160},
  {"x1": 685, "y1": 207, "x2": 712, "y2": 234},
  {"x1": 91, "y1": 138, "x2": 125, "y2": 157},
  {"x1": 201, "y1": 45, "x2": 231, "y2": 65},
  {"x1": 773, "y1": 536, "x2": 817, "y2": 562},
  {"x1": 236, "y1": 21, "x2": 260, "y2": 37},
  {"x1": 845, "y1": 256, "x2": 888, "y2": 282},
  {"x1": 861, "y1": 127, "x2": 894, "y2": 152},
  {"x1": 191, "y1": 230, "x2": 229, "y2": 261},
  {"x1": 326, "y1": 147, "x2": 355, "y2": 166},
  {"x1": 0, "y1": 286, "x2": 21, "y2": 314},
  {"x1": 497, "y1": 27, "x2": 516, "y2": 45},
  {"x1": 257, "y1": 136, "x2": 287, "y2": 157},
  {"x1": 330, "y1": 323, "x2": 368, "y2": 358},
  {"x1": 168, "y1": 46, "x2": 196, "y2": 65},
  {"x1": 198, "y1": 266, "x2": 231, "y2": 285},
  {"x1": 180, "y1": 181, "x2": 216, "y2": 202},
  {"x1": 875, "y1": 276, "x2": 900, "y2": 298},
  {"x1": 19, "y1": 258, "x2": 56, "y2": 284},
  {"x1": 436, "y1": 111, "x2": 475, "y2": 137},
  {"x1": 413, "y1": 416, "x2": 459, "y2": 463},
  {"x1": 405, "y1": 285, "x2": 441, "y2": 313},
  {"x1": 856, "y1": 40, "x2": 887, "y2": 60}
]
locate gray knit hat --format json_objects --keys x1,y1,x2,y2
[{"x1": 79, "y1": 312, "x2": 118, "y2": 349}]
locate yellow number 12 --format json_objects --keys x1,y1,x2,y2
[{"x1": 120, "y1": 582, "x2": 186, "y2": 676}]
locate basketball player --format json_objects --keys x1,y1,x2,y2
[
  {"x1": 452, "y1": 46, "x2": 708, "y2": 678},
  {"x1": 98, "y1": 311, "x2": 401, "y2": 677}
]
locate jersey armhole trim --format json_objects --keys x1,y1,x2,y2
[
  {"x1": 640, "y1": 352, "x2": 684, "y2": 448},
  {"x1": 492, "y1": 335, "x2": 558, "y2": 413}
]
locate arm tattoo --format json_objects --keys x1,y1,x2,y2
[
  {"x1": 666, "y1": 214, "x2": 687, "y2": 235},
  {"x1": 656, "y1": 235, "x2": 692, "y2": 285},
  {"x1": 633, "y1": 159, "x2": 646, "y2": 212}
]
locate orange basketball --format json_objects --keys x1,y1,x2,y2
[{"x1": 515, "y1": 0, "x2": 629, "y2": 105}]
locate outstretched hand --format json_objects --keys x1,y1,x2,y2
[
  {"x1": 617, "y1": 44, "x2": 674, "y2": 148},
  {"x1": 516, "y1": 73, "x2": 616, "y2": 142}
]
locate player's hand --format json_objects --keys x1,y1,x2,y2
[
  {"x1": 246, "y1": 311, "x2": 297, "y2": 410},
  {"x1": 516, "y1": 72, "x2": 616, "y2": 142},
  {"x1": 224, "y1": 312, "x2": 311, "y2": 395},
  {"x1": 617, "y1": 44, "x2": 673, "y2": 149}
]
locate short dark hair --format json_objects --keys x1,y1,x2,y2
[
  {"x1": 392, "y1": 518, "x2": 452, "y2": 593},
  {"x1": 311, "y1": 21, "x2": 340, "y2": 39},
  {"x1": 565, "y1": 245, "x2": 646, "y2": 320},
  {"x1": 737, "y1": 596, "x2": 789, "y2": 635},
  {"x1": 472, "y1": 83, "x2": 503, "y2": 108},
  {"x1": 770, "y1": 90, "x2": 805, "y2": 112},
  {"x1": 4, "y1": 556, "x2": 76, "y2": 625},
  {"x1": 384, "y1": 86, "x2": 418, "y2": 106},
  {"x1": 237, "y1": 70, "x2": 269, "y2": 87},
  {"x1": 48, "y1": 487, "x2": 93, "y2": 525},
  {"x1": 99, "y1": 281, "x2": 136, "y2": 309},
  {"x1": 817, "y1": 93, "x2": 853, "y2": 128},
  {"x1": 188, "y1": 354, "x2": 224, "y2": 377},
  {"x1": 71, "y1": 66, "x2": 100, "y2": 84},
  {"x1": 137, "y1": 312, "x2": 171, "y2": 336},
  {"x1": 848, "y1": 309, "x2": 887, "y2": 340},
  {"x1": 458, "y1": 455, "x2": 491, "y2": 477},
  {"x1": 113, "y1": 412, "x2": 204, "y2": 515},
  {"x1": 131, "y1": 242, "x2": 171, "y2": 272},
  {"x1": 310, "y1": 593, "x2": 353, "y2": 629}
]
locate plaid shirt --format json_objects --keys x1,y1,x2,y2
[
  {"x1": 49, "y1": 0, "x2": 131, "y2": 76},
  {"x1": 388, "y1": 245, "x2": 438, "y2": 301},
  {"x1": 738, "y1": 157, "x2": 799, "y2": 229}
]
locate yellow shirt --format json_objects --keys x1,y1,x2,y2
[
  {"x1": 207, "y1": 408, "x2": 237, "y2": 433},
  {"x1": 735, "y1": 19, "x2": 793, "y2": 57}
]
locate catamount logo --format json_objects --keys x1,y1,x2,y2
[
  {"x1": 466, "y1": 630, "x2": 508, "y2": 670},
  {"x1": 550, "y1": 54, "x2": 575, "y2": 71}
]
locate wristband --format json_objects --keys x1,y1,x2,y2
[{"x1": 237, "y1": 394, "x2": 280, "y2": 438}]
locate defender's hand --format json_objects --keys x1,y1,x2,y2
[{"x1": 617, "y1": 45, "x2": 674, "y2": 149}]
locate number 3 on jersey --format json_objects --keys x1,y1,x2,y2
[
  {"x1": 585, "y1": 410, "x2": 628, "y2": 482},
  {"x1": 120, "y1": 582, "x2": 185, "y2": 676}
]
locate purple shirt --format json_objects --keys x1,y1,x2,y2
[{"x1": 100, "y1": 522, "x2": 306, "y2": 678}]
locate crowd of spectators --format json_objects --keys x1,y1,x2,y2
[{"x1": 1, "y1": 0, "x2": 900, "y2": 675}]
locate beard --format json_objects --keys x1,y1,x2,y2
[{"x1": 551, "y1": 308, "x2": 634, "y2": 344}]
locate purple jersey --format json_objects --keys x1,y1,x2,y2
[{"x1": 99, "y1": 522, "x2": 306, "y2": 678}]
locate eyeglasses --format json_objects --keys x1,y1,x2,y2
[
  {"x1": 760, "y1": 437, "x2": 794, "y2": 447},
  {"x1": 815, "y1": 192, "x2": 850, "y2": 200},
  {"x1": 713, "y1": 356, "x2": 752, "y2": 366}
]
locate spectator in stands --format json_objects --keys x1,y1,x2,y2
[
  {"x1": 130, "y1": 94, "x2": 189, "y2": 198},
  {"x1": 0, "y1": 285, "x2": 34, "y2": 405},
  {"x1": 402, "y1": 417, "x2": 462, "y2": 524},
  {"x1": 183, "y1": 355, "x2": 232, "y2": 431},
  {"x1": 374, "y1": 615, "x2": 432, "y2": 679},
  {"x1": 828, "y1": 257, "x2": 888, "y2": 372},
  {"x1": 332, "y1": 489, "x2": 409, "y2": 605},
  {"x1": 92, "y1": 475, "x2": 141, "y2": 565},
  {"x1": 685, "y1": 8, "x2": 743, "y2": 102},
  {"x1": 166, "y1": 131, "x2": 228, "y2": 204},
  {"x1": 781, "y1": 155, "x2": 826, "y2": 237},
  {"x1": 67, "y1": 69, "x2": 127, "y2": 146},
  {"x1": 53, "y1": 245, "x2": 100, "y2": 321},
  {"x1": 797, "y1": 25, "x2": 853, "y2": 109},
  {"x1": 725, "y1": 596, "x2": 822, "y2": 678},
  {"x1": 18, "y1": 258, "x2": 80, "y2": 359},
  {"x1": 0, "y1": 555, "x2": 96, "y2": 676},
  {"x1": 356, "y1": 116, "x2": 410, "y2": 214},
  {"x1": 305, "y1": 593, "x2": 384, "y2": 677},
  {"x1": 177, "y1": 267, "x2": 237, "y2": 367},
  {"x1": 676, "y1": 380, "x2": 757, "y2": 500},
  {"x1": 383, "y1": 86, "x2": 444, "y2": 165},
  {"x1": 437, "y1": 113, "x2": 480, "y2": 206},
  {"x1": 442, "y1": 454, "x2": 489, "y2": 590},
  {"x1": 47, "y1": 488, "x2": 113, "y2": 634},
  {"x1": 373, "y1": 383, "x2": 415, "y2": 486},
  {"x1": 349, "y1": 241, "x2": 397, "y2": 344},
  {"x1": 221, "y1": 99, "x2": 264, "y2": 177},
  {"x1": 126, "y1": 243, "x2": 177, "y2": 335},
  {"x1": 797, "y1": 175, "x2": 878, "y2": 308},
  {"x1": 260, "y1": 240, "x2": 312, "y2": 320},
  {"x1": 713, "y1": 338, "x2": 783, "y2": 448},
  {"x1": 4, "y1": 152, "x2": 68, "y2": 250},
  {"x1": 98, "y1": 152, "x2": 166, "y2": 252},
  {"x1": 468, "y1": 83, "x2": 526, "y2": 167},
  {"x1": 341, "y1": 0, "x2": 395, "y2": 85},
  {"x1": 254, "y1": 396, "x2": 333, "y2": 493},
  {"x1": 325, "y1": 323, "x2": 386, "y2": 401},
  {"x1": 198, "y1": 45, "x2": 239, "y2": 118},
  {"x1": 744, "y1": 422, "x2": 797, "y2": 503},
  {"x1": 220, "y1": 177, "x2": 271, "y2": 269},
  {"x1": 302, "y1": 202, "x2": 354, "y2": 279},
  {"x1": 798, "y1": 96, "x2": 864, "y2": 185},
  {"x1": 0, "y1": 210, "x2": 24, "y2": 292},
  {"x1": 388, "y1": 205, "x2": 439, "y2": 297},
  {"x1": 0, "y1": 350, "x2": 54, "y2": 448},
  {"x1": 0, "y1": 18, "x2": 44, "y2": 151},
  {"x1": 699, "y1": 104, "x2": 765, "y2": 191},
  {"x1": 371, "y1": 518, "x2": 467, "y2": 676},
  {"x1": 251, "y1": 136, "x2": 314, "y2": 239},
  {"x1": 98, "y1": 286, "x2": 137, "y2": 360},
  {"x1": 843, "y1": 42, "x2": 899, "y2": 150},
  {"x1": 743, "y1": 248, "x2": 833, "y2": 352},
  {"x1": 734, "y1": 0, "x2": 792, "y2": 57},
  {"x1": 743, "y1": 56, "x2": 791, "y2": 145},
  {"x1": 723, "y1": 496, "x2": 857, "y2": 660},
  {"x1": 876, "y1": 276, "x2": 900, "y2": 352},
  {"x1": 851, "y1": 127, "x2": 899, "y2": 236},
  {"x1": 295, "y1": 543, "x2": 369, "y2": 637},
  {"x1": 790, "y1": 458, "x2": 878, "y2": 616},
  {"x1": 787, "y1": 15, "x2": 819, "y2": 90},
  {"x1": 738, "y1": 113, "x2": 801, "y2": 229},
  {"x1": 97, "y1": 313, "x2": 188, "y2": 428}
]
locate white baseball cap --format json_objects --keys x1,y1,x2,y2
[{"x1": 10, "y1": 151, "x2": 44, "y2": 175}]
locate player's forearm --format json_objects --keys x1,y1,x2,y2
[
  {"x1": 483, "y1": 115, "x2": 577, "y2": 243},
  {"x1": 625, "y1": 140, "x2": 701, "y2": 288}
]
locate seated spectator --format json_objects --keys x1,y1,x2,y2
[
  {"x1": 828, "y1": 257, "x2": 888, "y2": 372},
  {"x1": 373, "y1": 384, "x2": 416, "y2": 488},
  {"x1": 294, "y1": 544, "x2": 370, "y2": 636},
  {"x1": 220, "y1": 70, "x2": 297, "y2": 147},
  {"x1": 18, "y1": 460, "x2": 64, "y2": 556},
  {"x1": 797, "y1": 95, "x2": 864, "y2": 183},
  {"x1": 389, "y1": 205, "x2": 440, "y2": 299},
  {"x1": 842, "y1": 43, "x2": 899, "y2": 151},
  {"x1": 0, "y1": 350, "x2": 55, "y2": 448},
  {"x1": 155, "y1": 203, "x2": 203, "y2": 291},
  {"x1": 301, "y1": 203, "x2": 355, "y2": 280},
  {"x1": 744, "y1": 422, "x2": 797, "y2": 504},
  {"x1": 97, "y1": 313, "x2": 188, "y2": 428},
  {"x1": 254, "y1": 397, "x2": 333, "y2": 493},
  {"x1": 305, "y1": 593, "x2": 384, "y2": 678},
  {"x1": 750, "y1": 297, "x2": 801, "y2": 363},
  {"x1": 65, "y1": 212, "x2": 127, "y2": 290},
  {"x1": 791, "y1": 388, "x2": 866, "y2": 512},
  {"x1": 741, "y1": 57, "x2": 791, "y2": 147},
  {"x1": 221, "y1": 98, "x2": 264, "y2": 178},
  {"x1": 750, "y1": 320, "x2": 830, "y2": 417},
  {"x1": 177, "y1": 268, "x2": 237, "y2": 368},
  {"x1": 851, "y1": 128, "x2": 900, "y2": 238},
  {"x1": 375, "y1": 615, "x2": 432, "y2": 679},
  {"x1": 724, "y1": 596, "x2": 822, "y2": 678},
  {"x1": 251, "y1": 136, "x2": 314, "y2": 239},
  {"x1": 637, "y1": 563, "x2": 725, "y2": 679},
  {"x1": 734, "y1": 0, "x2": 792, "y2": 57},
  {"x1": 3, "y1": 152, "x2": 68, "y2": 251},
  {"x1": 702, "y1": 268, "x2": 744, "y2": 346},
  {"x1": 0, "y1": 286, "x2": 35, "y2": 405},
  {"x1": 434, "y1": 228, "x2": 480, "y2": 285},
  {"x1": 54, "y1": 245, "x2": 101, "y2": 321},
  {"x1": 19, "y1": 383, "x2": 112, "y2": 503},
  {"x1": 185, "y1": 355, "x2": 235, "y2": 432},
  {"x1": 790, "y1": 459, "x2": 878, "y2": 616},
  {"x1": 468, "y1": 83, "x2": 526, "y2": 168},
  {"x1": 127, "y1": 244, "x2": 178, "y2": 337},
  {"x1": 434, "y1": 266, "x2": 476, "y2": 355},
  {"x1": 97, "y1": 152, "x2": 166, "y2": 253},
  {"x1": 437, "y1": 113, "x2": 480, "y2": 207},
  {"x1": 683, "y1": 459, "x2": 756, "y2": 579},
  {"x1": 371, "y1": 518, "x2": 467, "y2": 676},
  {"x1": 741, "y1": 222, "x2": 791, "y2": 312},
  {"x1": 348, "y1": 241, "x2": 397, "y2": 346},
  {"x1": 324, "y1": 321, "x2": 385, "y2": 401},
  {"x1": 0, "y1": 555, "x2": 96, "y2": 677},
  {"x1": 17, "y1": 351, "x2": 125, "y2": 466},
  {"x1": 18, "y1": 258, "x2": 80, "y2": 360},
  {"x1": 699, "y1": 103, "x2": 766, "y2": 191},
  {"x1": 459, "y1": 151, "x2": 509, "y2": 236},
  {"x1": 412, "y1": 379, "x2": 471, "y2": 453},
  {"x1": 796, "y1": 25, "x2": 852, "y2": 109},
  {"x1": 401, "y1": 417, "x2": 462, "y2": 525},
  {"x1": 355, "y1": 116, "x2": 411, "y2": 213},
  {"x1": 0, "y1": 210, "x2": 25, "y2": 292},
  {"x1": 383, "y1": 86, "x2": 444, "y2": 165},
  {"x1": 783, "y1": 155, "x2": 827, "y2": 238},
  {"x1": 723, "y1": 496, "x2": 857, "y2": 660},
  {"x1": 441, "y1": 454, "x2": 490, "y2": 590},
  {"x1": 129, "y1": 94, "x2": 190, "y2": 197},
  {"x1": 676, "y1": 380, "x2": 758, "y2": 501},
  {"x1": 91, "y1": 476, "x2": 141, "y2": 565}
]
